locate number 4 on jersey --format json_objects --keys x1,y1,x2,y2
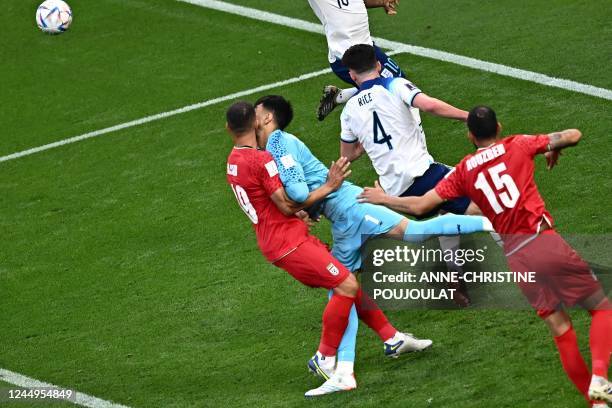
[
  {"x1": 373, "y1": 111, "x2": 393, "y2": 150},
  {"x1": 474, "y1": 162, "x2": 520, "y2": 214}
]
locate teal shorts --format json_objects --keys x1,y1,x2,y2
[{"x1": 331, "y1": 200, "x2": 403, "y2": 272}]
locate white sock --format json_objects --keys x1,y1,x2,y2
[
  {"x1": 335, "y1": 87, "x2": 358, "y2": 104},
  {"x1": 384, "y1": 331, "x2": 402, "y2": 344},
  {"x1": 336, "y1": 360, "x2": 354, "y2": 376},
  {"x1": 316, "y1": 351, "x2": 336, "y2": 370}
]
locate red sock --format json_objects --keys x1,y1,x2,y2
[
  {"x1": 553, "y1": 326, "x2": 591, "y2": 399},
  {"x1": 354, "y1": 288, "x2": 397, "y2": 342},
  {"x1": 589, "y1": 302, "x2": 612, "y2": 379},
  {"x1": 318, "y1": 294, "x2": 354, "y2": 356}
]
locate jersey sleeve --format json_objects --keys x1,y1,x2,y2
[
  {"x1": 514, "y1": 134, "x2": 550, "y2": 157},
  {"x1": 434, "y1": 166, "x2": 466, "y2": 200},
  {"x1": 258, "y1": 152, "x2": 283, "y2": 196},
  {"x1": 340, "y1": 107, "x2": 358, "y2": 143},
  {"x1": 388, "y1": 77, "x2": 422, "y2": 108},
  {"x1": 266, "y1": 132, "x2": 310, "y2": 203}
]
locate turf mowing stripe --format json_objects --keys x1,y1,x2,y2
[
  {"x1": 179, "y1": 0, "x2": 612, "y2": 102},
  {"x1": 0, "y1": 368, "x2": 130, "y2": 408},
  {"x1": 0, "y1": 68, "x2": 333, "y2": 163}
]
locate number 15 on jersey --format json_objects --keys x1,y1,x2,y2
[{"x1": 474, "y1": 162, "x2": 520, "y2": 214}]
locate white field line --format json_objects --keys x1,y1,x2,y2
[
  {"x1": 2, "y1": 2, "x2": 610, "y2": 163},
  {"x1": 0, "y1": 68, "x2": 333, "y2": 163},
  {"x1": 0, "y1": 368, "x2": 130, "y2": 408},
  {"x1": 0, "y1": 47, "x2": 407, "y2": 164},
  {"x1": 179, "y1": 0, "x2": 612, "y2": 102}
]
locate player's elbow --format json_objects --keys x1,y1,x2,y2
[
  {"x1": 412, "y1": 202, "x2": 430, "y2": 217},
  {"x1": 278, "y1": 204, "x2": 295, "y2": 217},
  {"x1": 286, "y1": 183, "x2": 310, "y2": 204},
  {"x1": 414, "y1": 95, "x2": 438, "y2": 113}
]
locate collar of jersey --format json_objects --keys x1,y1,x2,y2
[
  {"x1": 270, "y1": 129, "x2": 284, "y2": 139},
  {"x1": 359, "y1": 76, "x2": 388, "y2": 91},
  {"x1": 267, "y1": 129, "x2": 285, "y2": 148},
  {"x1": 477, "y1": 142, "x2": 498, "y2": 150}
]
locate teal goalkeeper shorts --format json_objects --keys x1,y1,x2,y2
[{"x1": 330, "y1": 193, "x2": 403, "y2": 272}]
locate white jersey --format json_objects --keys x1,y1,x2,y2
[
  {"x1": 308, "y1": 0, "x2": 373, "y2": 63},
  {"x1": 340, "y1": 77, "x2": 434, "y2": 196}
]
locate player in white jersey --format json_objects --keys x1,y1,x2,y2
[
  {"x1": 339, "y1": 44, "x2": 469, "y2": 200},
  {"x1": 307, "y1": 0, "x2": 403, "y2": 120},
  {"x1": 340, "y1": 44, "x2": 483, "y2": 305}
]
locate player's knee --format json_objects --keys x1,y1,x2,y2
[
  {"x1": 580, "y1": 290, "x2": 610, "y2": 312},
  {"x1": 335, "y1": 273, "x2": 359, "y2": 297},
  {"x1": 384, "y1": 218, "x2": 407, "y2": 239},
  {"x1": 588, "y1": 297, "x2": 612, "y2": 317},
  {"x1": 543, "y1": 310, "x2": 572, "y2": 337}
]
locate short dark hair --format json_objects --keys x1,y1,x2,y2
[
  {"x1": 254, "y1": 95, "x2": 294, "y2": 130},
  {"x1": 342, "y1": 44, "x2": 377, "y2": 74},
  {"x1": 467, "y1": 106, "x2": 498, "y2": 140},
  {"x1": 226, "y1": 101, "x2": 255, "y2": 135}
]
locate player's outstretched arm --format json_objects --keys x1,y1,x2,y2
[
  {"x1": 546, "y1": 129, "x2": 582, "y2": 150},
  {"x1": 357, "y1": 181, "x2": 444, "y2": 216},
  {"x1": 271, "y1": 157, "x2": 352, "y2": 216},
  {"x1": 412, "y1": 93, "x2": 468, "y2": 122},
  {"x1": 543, "y1": 129, "x2": 582, "y2": 170},
  {"x1": 364, "y1": 0, "x2": 399, "y2": 15}
]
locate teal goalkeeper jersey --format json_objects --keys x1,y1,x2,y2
[{"x1": 265, "y1": 129, "x2": 362, "y2": 224}]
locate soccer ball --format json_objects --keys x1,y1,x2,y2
[{"x1": 36, "y1": 0, "x2": 73, "y2": 34}]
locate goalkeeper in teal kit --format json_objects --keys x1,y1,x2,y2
[{"x1": 254, "y1": 95, "x2": 493, "y2": 397}]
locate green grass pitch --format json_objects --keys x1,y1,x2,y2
[{"x1": 1, "y1": 0, "x2": 611, "y2": 407}]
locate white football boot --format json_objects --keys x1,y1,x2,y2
[
  {"x1": 304, "y1": 372, "x2": 356, "y2": 397},
  {"x1": 307, "y1": 352, "x2": 335, "y2": 380},
  {"x1": 384, "y1": 332, "x2": 433, "y2": 358},
  {"x1": 588, "y1": 376, "x2": 612, "y2": 404}
]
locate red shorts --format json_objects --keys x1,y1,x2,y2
[
  {"x1": 508, "y1": 230, "x2": 602, "y2": 319},
  {"x1": 274, "y1": 235, "x2": 351, "y2": 289}
]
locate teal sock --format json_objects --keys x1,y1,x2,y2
[{"x1": 403, "y1": 214, "x2": 488, "y2": 242}]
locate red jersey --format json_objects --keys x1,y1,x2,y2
[
  {"x1": 226, "y1": 147, "x2": 308, "y2": 262},
  {"x1": 435, "y1": 135, "x2": 554, "y2": 252}
]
